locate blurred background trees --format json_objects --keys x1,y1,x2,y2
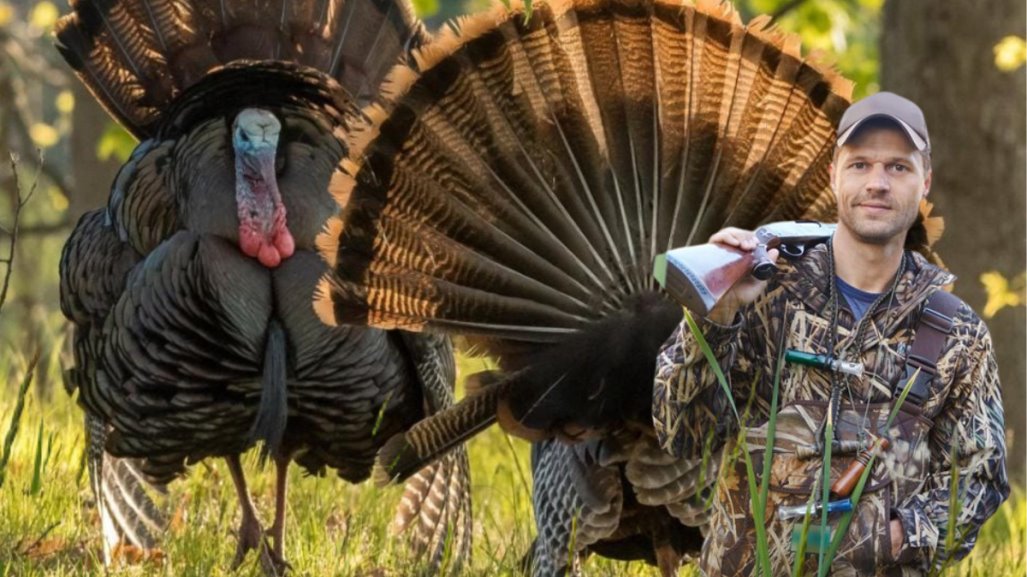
[
  {"x1": 880, "y1": 0, "x2": 1027, "y2": 469},
  {"x1": 0, "y1": 0, "x2": 1024, "y2": 470}
]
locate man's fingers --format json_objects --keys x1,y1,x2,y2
[{"x1": 709, "y1": 227, "x2": 756, "y2": 249}]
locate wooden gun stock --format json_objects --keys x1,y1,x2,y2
[{"x1": 654, "y1": 221, "x2": 835, "y2": 316}]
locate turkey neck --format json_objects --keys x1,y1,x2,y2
[{"x1": 236, "y1": 145, "x2": 295, "y2": 268}]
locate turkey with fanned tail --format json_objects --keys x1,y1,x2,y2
[
  {"x1": 314, "y1": 0, "x2": 857, "y2": 574},
  {"x1": 56, "y1": 0, "x2": 470, "y2": 572}
]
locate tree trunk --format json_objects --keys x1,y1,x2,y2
[
  {"x1": 69, "y1": 83, "x2": 122, "y2": 221},
  {"x1": 881, "y1": 0, "x2": 1026, "y2": 475}
]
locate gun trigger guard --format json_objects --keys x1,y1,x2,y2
[{"x1": 779, "y1": 243, "x2": 805, "y2": 260}]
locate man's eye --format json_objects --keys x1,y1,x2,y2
[
  {"x1": 892, "y1": 164, "x2": 908, "y2": 172},
  {"x1": 851, "y1": 162, "x2": 866, "y2": 169}
]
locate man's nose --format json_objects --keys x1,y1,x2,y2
[{"x1": 865, "y1": 164, "x2": 890, "y2": 192}]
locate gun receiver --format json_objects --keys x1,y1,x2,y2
[{"x1": 653, "y1": 221, "x2": 836, "y2": 316}]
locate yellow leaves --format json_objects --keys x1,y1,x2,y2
[
  {"x1": 29, "y1": 123, "x2": 58, "y2": 148},
  {"x1": 994, "y1": 36, "x2": 1026, "y2": 72},
  {"x1": 980, "y1": 271, "x2": 1026, "y2": 319},
  {"x1": 49, "y1": 186, "x2": 68, "y2": 211},
  {"x1": 0, "y1": 2, "x2": 13, "y2": 26},
  {"x1": 29, "y1": 1, "x2": 58, "y2": 30},
  {"x1": 56, "y1": 90, "x2": 75, "y2": 114}
]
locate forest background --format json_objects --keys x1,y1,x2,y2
[{"x1": 0, "y1": 0, "x2": 1024, "y2": 575}]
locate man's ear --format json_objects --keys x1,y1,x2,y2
[{"x1": 923, "y1": 168, "x2": 932, "y2": 198}]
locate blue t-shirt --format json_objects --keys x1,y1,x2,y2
[{"x1": 836, "y1": 276, "x2": 882, "y2": 321}]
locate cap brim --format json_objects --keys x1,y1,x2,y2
[{"x1": 837, "y1": 114, "x2": 928, "y2": 152}]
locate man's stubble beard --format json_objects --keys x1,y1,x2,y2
[{"x1": 843, "y1": 208, "x2": 918, "y2": 246}]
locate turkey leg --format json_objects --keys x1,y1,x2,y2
[
  {"x1": 226, "y1": 455, "x2": 277, "y2": 572},
  {"x1": 267, "y1": 453, "x2": 292, "y2": 568}
]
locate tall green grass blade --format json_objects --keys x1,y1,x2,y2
[
  {"x1": 816, "y1": 420, "x2": 834, "y2": 576},
  {"x1": 29, "y1": 419, "x2": 44, "y2": 496},
  {"x1": 685, "y1": 308, "x2": 770, "y2": 575},
  {"x1": 75, "y1": 437, "x2": 88, "y2": 486},
  {"x1": 371, "y1": 389, "x2": 395, "y2": 437},
  {"x1": 791, "y1": 491, "x2": 819, "y2": 577},
  {"x1": 945, "y1": 443, "x2": 963, "y2": 554},
  {"x1": 759, "y1": 337, "x2": 786, "y2": 512},
  {"x1": 749, "y1": 330, "x2": 785, "y2": 577},
  {"x1": 567, "y1": 507, "x2": 580, "y2": 571},
  {"x1": 501, "y1": 431, "x2": 531, "y2": 499},
  {"x1": 0, "y1": 351, "x2": 39, "y2": 489},
  {"x1": 739, "y1": 428, "x2": 771, "y2": 577},
  {"x1": 683, "y1": 308, "x2": 739, "y2": 421},
  {"x1": 887, "y1": 368, "x2": 919, "y2": 427},
  {"x1": 931, "y1": 443, "x2": 966, "y2": 577}
]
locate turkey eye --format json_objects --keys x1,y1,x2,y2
[{"x1": 240, "y1": 132, "x2": 250, "y2": 142}]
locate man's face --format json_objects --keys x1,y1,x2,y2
[{"x1": 831, "y1": 124, "x2": 931, "y2": 247}]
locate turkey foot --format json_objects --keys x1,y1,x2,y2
[{"x1": 226, "y1": 455, "x2": 289, "y2": 575}]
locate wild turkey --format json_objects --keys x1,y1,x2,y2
[
  {"x1": 313, "y1": 0, "x2": 862, "y2": 574},
  {"x1": 56, "y1": 0, "x2": 470, "y2": 571}
]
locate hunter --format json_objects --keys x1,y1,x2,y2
[{"x1": 652, "y1": 92, "x2": 1010, "y2": 576}]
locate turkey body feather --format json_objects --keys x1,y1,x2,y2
[
  {"x1": 56, "y1": 0, "x2": 470, "y2": 571},
  {"x1": 316, "y1": 0, "x2": 851, "y2": 573}
]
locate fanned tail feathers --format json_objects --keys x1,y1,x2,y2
[
  {"x1": 316, "y1": 0, "x2": 852, "y2": 440},
  {"x1": 316, "y1": 0, "x2": 851, "y2": 341},
  {"x1": 55, "y1": 0, "x2": 428, "y2": 139}
]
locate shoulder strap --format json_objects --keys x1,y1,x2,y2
[{"x1": 900, "y1": 289, "x2": 961, "y2": 407}]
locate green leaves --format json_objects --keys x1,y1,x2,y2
[
  {"x1": 410, "y1": 0, "x2": 439, "y2": 17},
  {"x1": 740, "y1": 0, "x2": 883, "y2": 98},
  {"x1": 96, "y1": 122, "x2": 136, "y2": 163}
]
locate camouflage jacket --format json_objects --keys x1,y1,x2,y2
[{"x1": 652, "y1": 244, "x2": 1009, "y2": 576}]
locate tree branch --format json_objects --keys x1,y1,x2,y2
[
  {"x1": 0, "y1": 152, "x2": 42, "y2": 313},
  {"x1": 0, "y1": 219, "x2": 72, "y2": 238}
]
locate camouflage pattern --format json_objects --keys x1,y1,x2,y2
[{"x1": 652, "y1": 244, "x2": 1009, "y2": 576}]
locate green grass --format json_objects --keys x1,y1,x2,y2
[{"x1": 0, "y1": 348, "x2": 1022, "y2": 576}]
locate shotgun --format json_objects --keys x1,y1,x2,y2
[{"x1": 654, "y1": 221, "x2": 836, "y2": 316}]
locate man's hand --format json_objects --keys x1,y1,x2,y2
[
  {"x1": 890, "y1": 518, "x2": 904, "y2": 559},
  {"x1": 706, "y1": 227, "x2": 779, "y2": 324}
]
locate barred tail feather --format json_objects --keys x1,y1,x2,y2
[
  {"x1": 392, "y1": 449, "x2": 473, "y2": 572},
  {"x1": 87, "y1": 414, "x2": 168, "y2": 564},
  {"x1": 374, "y1": 381, "x2": 504, "y2": 486}
]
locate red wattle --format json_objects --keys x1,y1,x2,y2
[
  {"x1": 274, "y1": 229, "x2": 295, "y2": 259},
  {"x1": 239, "y1": 227, "x2": 263, "y2": 258},
  {"x1": 258, "y1": 244, "x2": 282, "y2": 268}
]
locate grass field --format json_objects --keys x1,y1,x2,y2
[{"x1": 0, "y1": 348, "x2": 1023, "y2": 576}]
